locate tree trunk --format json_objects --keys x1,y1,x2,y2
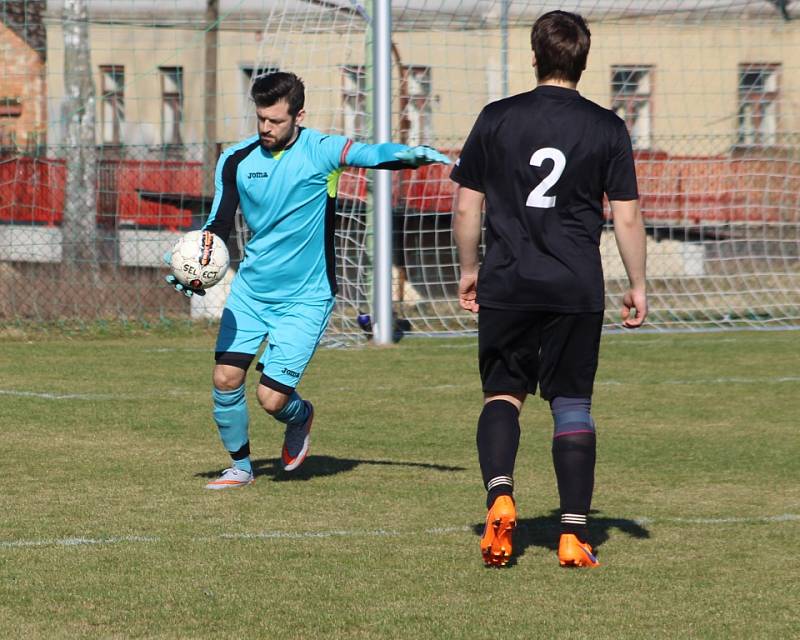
[
  {"x1": 62, "y1": 0, "x2": 98, "y2": 267},
  {"x1": 202, "y1": 0, "x2": 219, "y2": 204}
]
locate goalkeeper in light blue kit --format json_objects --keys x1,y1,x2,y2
[{"x1": 166, "y1": 72, "x2": 450, "y2": 488}]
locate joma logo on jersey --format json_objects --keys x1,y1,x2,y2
[
  {"x1": 281, "y1": 367, "x2": 300, "y2": 378},
  {"x1": 247, "y1": 171, "x2": 269, "y2": 179}
]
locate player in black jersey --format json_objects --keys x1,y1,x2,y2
[{"x1": 450, "y1": 10, "x2": 647, "y2": 567}]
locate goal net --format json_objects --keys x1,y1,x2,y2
[{"x1": 1, "y1": 0, "x2": 798, "y2": 336}]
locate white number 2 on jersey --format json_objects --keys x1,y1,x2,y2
[{"x1": 526, "y1": 147, "x2": 566, "y2": 208}]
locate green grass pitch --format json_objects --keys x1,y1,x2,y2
[{"x1": 1, "y1": 329, "x2": 798, "y2": 638}]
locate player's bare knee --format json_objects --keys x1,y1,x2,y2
[
  {"x1": 484, "y1": 392, "x2": 526, "y2": 411},
  {"x1": 256, "y1": 385, "x2": 289, "y2": 415},
  {"x1": 213, "y1": 365, "x2": 246, "y2": 392}
]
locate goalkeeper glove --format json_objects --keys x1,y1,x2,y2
[
  {"x1": 393, "y1": 145, "x2": 451, "y2": 167},
  {"x1": 163, "y1": 251, "x2": 205, "y2": 297}
]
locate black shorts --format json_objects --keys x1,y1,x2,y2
[{"x1": 478, "y1": 308, "x2": 603, "y2": 400}]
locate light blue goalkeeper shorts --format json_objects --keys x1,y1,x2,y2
[{"x1": 215, "y1": 288, "x2": 335, "y2": 394}]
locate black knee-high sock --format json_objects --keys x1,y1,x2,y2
[
  {"x1": 551, "y1": 396, "x2": 596, "y2": 539},
  {"x1": 477, "y1": 399, "x2": 520, "y2": 508},
  {"x1": 552, "y1": 433, "x2": 596, "y2": 536}
]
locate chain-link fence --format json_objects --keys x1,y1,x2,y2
[{"x1": 2, "y1": 0, "x2": 799, "y2": 337}]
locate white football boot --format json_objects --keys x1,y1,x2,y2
[{"x1": 205, "y1": 467, "x2": 255, "y2": 490}]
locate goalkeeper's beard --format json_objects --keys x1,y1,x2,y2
[{"x1": 260, "y1": 125, "x2": 297, "y2": 152}]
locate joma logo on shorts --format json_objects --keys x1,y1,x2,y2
[
  {"x1": 247, "y1": 171, "x2": 269, "y2": 179},
  {"x1": 282, "y1": 367, "x2": 300, "y2": 378}
]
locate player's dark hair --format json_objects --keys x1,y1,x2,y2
[
  {"x1": 530, "y1": 11, "x2": 591, "y2": 84},
  {"x1": 250, "y1": 71, "x2": 305, "y2": 115}
]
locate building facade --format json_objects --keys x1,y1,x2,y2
[{"x1": 0, "y1": 0, "x2": 47, "y2": 150}]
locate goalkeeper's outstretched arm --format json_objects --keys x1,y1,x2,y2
[{"x1": 344, "y1": 141, "x2": 451, "y2": 170}]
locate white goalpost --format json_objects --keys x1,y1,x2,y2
[{"x1": 1, "y1": 0, "x2": 798, "y2": 336}]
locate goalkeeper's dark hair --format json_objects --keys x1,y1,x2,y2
[
  {"x1": 250, "y1": 71, "x2": 305, "y2": 116},
  {"x1": 530, "y1": 11, "x2": 591, "y2": 84}
]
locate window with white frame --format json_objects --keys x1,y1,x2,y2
[
  {"x1": 611, "y1": 65, "x2": 652, "y2": 150},
  {"x1": 403, "y1": 65, "x2": 432, "y2": 146},
  {"x1": 737, "y1": 63, "x2": 779, "y2": 147},
  {"x1": 341, "y1": 65, "x2": 367, "y2": 140},
  {"x1": 159, "y1": 67, "x2": 183, "y2": 145},
  {"x1": 100, "y1": 65, "x2": 124, "y2": 144}
]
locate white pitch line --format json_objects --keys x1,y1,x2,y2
[
  {"x1": 425, "y1": 526, "x2": 472, "y2": 534},
  {"x1": 0, "y1": 389, "x2": 115, "y2": 401},
  {"x1": 634, "y1": 514, "x2": 800, "y2": 525},
  {"x1": 3, "y1": 371, "x2": 799, "y2": 404},
  {"x1": 601, "y1": 336, "x2": 778, "y2": 346},
  {"x1": 1, "y1": 515, "x2": 796, "y2": 551},
  {"x1": 333, "y1": 375, "x2": 800, "y2": 395},
  {"x1": 596, "y1": 375, "x2": 800, "y2": 386},
  {"x1": 142, "y1": 348, "x2": 209, "y2": 353},
  {"x1": 0, "y1": 535, "x2": 158, "y2": 549},
  {"x1": 213, "y1": 528, "x2": 402, "y2": 542},
  {"x1": 0, "y1": 389, "x2": 198, "y2": 401}
]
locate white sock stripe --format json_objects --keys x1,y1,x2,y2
[
  {"x1": 561, "y1": 514, "x2": 587, "y2": 524},
  {"x1": 487, "y1": 476, "x2": 513, "y2": 490}
]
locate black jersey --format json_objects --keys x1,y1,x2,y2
[{"x1": 450, "y1": 85, "x2": 638, "y2": 312}]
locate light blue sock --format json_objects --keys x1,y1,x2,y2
[
  {"x1": 213, "y1": 384, "x2": 252, "y2": 473},
  {"x1": 273, "y1": 391, "x2": 309, "y2": 426}
]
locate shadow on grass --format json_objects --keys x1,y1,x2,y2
[
  {"x1": 471, "y1": 509, "x2": 650, "y2": 568},
  {"x1": 196, "y1": 454, "x2": 465, "y2": 482}
]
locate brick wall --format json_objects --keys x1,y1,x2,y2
[{"x1": 0, "y1": 20, "x2": 46, "y2": 148}]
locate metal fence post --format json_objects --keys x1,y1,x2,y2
[{"x1": 372, "y1": 0, "x2": 393, "y2": 345}]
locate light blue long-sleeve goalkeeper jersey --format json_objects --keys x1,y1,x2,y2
[{"x1": 203, "y1": 128, "x2": 408, "y2": 302}]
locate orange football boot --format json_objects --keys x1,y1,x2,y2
[
  {"x1": 558, "y1": 533, "x2": 600, "y2": 568},
  {"x1": 480, "y1": 495, "x2": 516, "y2": 567}
]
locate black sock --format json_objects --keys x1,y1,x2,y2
[
  {"x1": 552, "y1": 432, "x2": 596, "y2": 538},
  {"x1": 477, "y1": 399, "x2": 520, "y2": 508}
]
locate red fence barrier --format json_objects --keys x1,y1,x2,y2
[
  {"x1": 1, "y1": 153, "x2": 796, "y2": 228},
  {"x1": 635, "y1": 155, "x2": 798, "y2": 224},
  {"x1": 115, "y1": 160, "x2": 201, "y2": 230},
  {"x1": 0, "y1": 157, "x2": 66, "y2": 225},
  {"x1": 0, "y1": 157, "x2": 201, "y2": 230}
]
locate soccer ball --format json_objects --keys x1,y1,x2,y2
[{"x1": 169, "y1": 230, "x2": 230, "y2": 290}]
